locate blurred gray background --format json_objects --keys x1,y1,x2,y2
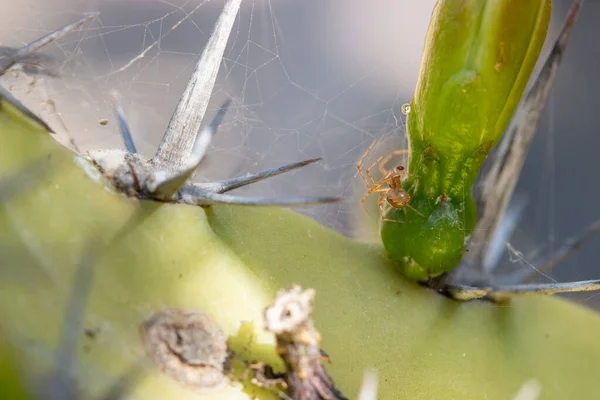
[{"x1": 1, "y1": 0, "x2": 599, "y2": 308}]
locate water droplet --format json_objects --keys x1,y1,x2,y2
[{"x1": 401, "y1": 103, "x2": 411, "y2": 115}]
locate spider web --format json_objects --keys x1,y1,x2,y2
[
  {"x1": 2, "y1": 0, "x2": 600, "y2": 308},
  {"x1": 0, "y1": 0, "x2": 435, "y2": 233}
]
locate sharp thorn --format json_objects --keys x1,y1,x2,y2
[
  {"x1": 443, "y1": 284, "x2": 492, "y2": 302},
  {"x1": 0, "y1": 84, "x2": 53, "y2": 133},
  {"x1": 208, "y1": 98, "x2": 231, "y2": 130},
  {"x1": 0, "y1": 46, "x2": 59, "y2": 77},
  {"x1": 49, "y1": 241, "x2": 99, "y2": 400},
  {"x1": 462, "y1": 1, "x2": 583, "y2": 270},
  {"x1": 487, "y1": 279, "x2": 600, "y2": 303},
  {"x1": 0, "y1": 13, "x2": 98, "y2": 75},
  {"x1": 114, "y1": 102, "x2": 137, "y2": 154},
  {"x1": 148, "y1": 99, "x2": 234, "y2": 198},
  {"x1": 440, "y1": 278, "x2": 600, "y2": 303},
  {"x1": 96, "y1": 361, "x2": 146, "y2": 400},
  {"x1": 46, "y1": 207, "x2": 152, "y2": 399},
  {"x1": 188, "y1": 98, "x2": 232, "y2": 169},
  {"x1": 0, "y1": 156, "x2": 54, "y2": 203},
  {"x1": 194, "y1": 158, "x2": 322, "y2": 193},
  {"x1": 523, "y1": 0, "x2": 581, "y2": 106},
  {"x1": 153, "y1": 0, "x2": 242, "y2": 168},
  {"x1": 482, "y1": 196, "x2": 527, "y2": 274},
  {"x1": 145, "y1": 170, "x2": 189, "y2": 200},
  {"x1": 179, "y1": 185, "x2": 340, "y2": 207},
  {"x1": 525, "y1": 215, "x2": 600, "y2": 282}
]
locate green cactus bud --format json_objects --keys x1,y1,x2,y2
[{"x1": 382, "y1": 0, "x2": 552, "y2": 280}]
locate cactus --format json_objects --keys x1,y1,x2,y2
[
  {"x1": 379, "y1": 0, "x2": 551, "y2": 280},
  {"x1": 369, "y1": 0, "x2": 600, "y2": 302},
  {"x1": 2, "y1": 1, "x2": 600, "y2": 399}
]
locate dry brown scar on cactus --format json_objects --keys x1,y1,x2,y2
[
  {"x1": 139, "y1": 309, "x2": 231, "y2": 392},
  {"x1": 137, "y1": 287, "x2": 349, "y2": 399}
]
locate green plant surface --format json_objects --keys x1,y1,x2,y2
[
  {"x1": 0, "y1": 332, "x2": 30, "y2": 400},
  {"x1": 381, "y1": 0, "x2": 552, "y2": 280},
  {"x1": 2, "y1": 79, "x2": 600, "y2": 399}
]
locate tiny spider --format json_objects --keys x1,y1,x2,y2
[{"x1": 357, "y1": 140, "x2": 419, "y2": 223}]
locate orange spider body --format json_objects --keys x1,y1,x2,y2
[
  {"x1": 385, "y1": 173, "x2": 411, "y2": 209},
  {"x1": 357, "y1": 141, "x2": 419, "y2": 223}
]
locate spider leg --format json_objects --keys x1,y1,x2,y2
[
  {"x1": 357, "y1": 140, "x2": 377, "y2": 170},
  {"x1": 406, "y1": 203, "x2": 425, "y2": 218},
  {"x1": 365, "y1": 168, "x2": 394, "y2": 195},
  {"x1": 361, "y1": 178, "x2": 393, "y2": 209},
  {"x1": 365, "y1": 156, "x2": 384, "y2": 187},
  {"x1": 378, "y1": 193, "x2": 404, "y2": 223},
  {"x1": 360, "y1": 191, "x2": 372, "y2": 215},
  {"x1": 377, "y1": 195, "x2": 386, "y2": 220},
  {"x1": 178, "y1": 185, "x2": 340, "y2": 207},
  {"x1": 382, "y1": 216, "x2": 405, "y2": 224},
  {"x1": 378, "y1": 149, "x2": 409, "y2": 175},
  {"x1": 194, "y1": 158, "x2": 322, "y2": 193},
  {"x1": 371, "y1": 187, "x2": 391, "y2": 193},
  {"x1": 357, "y1": 140, "x2": 378, "y2": 189},
  {"x1": 361, "y1": 181, "x2": 393, "y2": 215},
  {"x1": 357, "y1": 166, "x2": 373, "y2": 191}
]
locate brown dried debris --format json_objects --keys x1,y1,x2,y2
[
  {"x1": 246, "y1": 361, "x2": 288, "y2": 391},
  {"x1": 264, "y1": 285, "x2": 348, "y2": 400},
  {"x1": 138, "y1": 286, "x2": 351, "y2": 399}
]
